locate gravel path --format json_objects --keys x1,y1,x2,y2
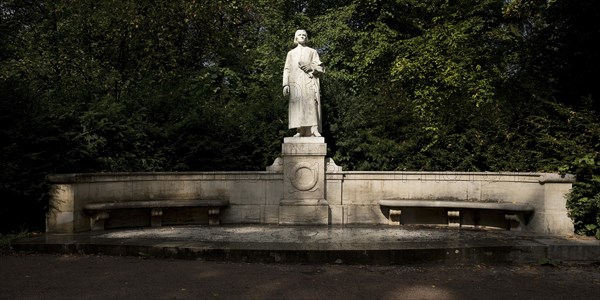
[{"x1": 2, "y1": 253, "x2": 598, "y2": 300}]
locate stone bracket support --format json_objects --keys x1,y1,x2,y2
[
  {"x1": 90, "y1": 211, "x2": 110, "y2": 231},
  {"x1": 151, "y1": 208, "x2": 163, "y2": 227},
  {"x1": 504, "y1": 214, "x2": 523, "y2": 231},
  {"x1": 389, "y1": 209, "x2": 402, "y2": 225},
  {"x1": 447, "y1": 210, "x2": 461, "y2": 227},
  {"x1": 209, "y1": 208, "x2": 221, "y2": 225}
]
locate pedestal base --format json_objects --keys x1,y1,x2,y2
[
  {"x1": 279, "y1": 200, "x2": 329, "y2": 225},
  {"x1": 279, "y1": 137, "x2": 329, "y2": 225}
]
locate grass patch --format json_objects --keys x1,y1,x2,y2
[{"x1": 0, "y1": 231, "x2": 33, "y2": 254}]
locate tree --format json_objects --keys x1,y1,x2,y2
[{"x1": 1, "y1": 0, "x2": 598, "y2": 235}]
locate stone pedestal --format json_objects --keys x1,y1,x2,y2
[{"x1": 279, "y1": 137, "x2": 329, "y2": 225}]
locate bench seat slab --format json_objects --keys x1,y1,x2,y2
[
  {"x1": 84, "y1": 199, "x2": 229, "y2": 230},
  {"x1": 379, "y1": 199, "x2": 534, "y2": 230}
]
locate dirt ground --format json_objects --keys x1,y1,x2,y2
[{"x1": 1, "y1": 253, "x2": 599, "y2": 300}]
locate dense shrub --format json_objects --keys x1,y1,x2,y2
[{"x1": 566, "y1": 154, "x2": 600, "y2": 239}]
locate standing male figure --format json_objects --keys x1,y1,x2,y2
[{"x1": 283, "y1": 29, "x2": 325, "y2": 137}]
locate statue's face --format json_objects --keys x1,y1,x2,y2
[{"x1": 295, "y1": 30, "x2": 307, "y2": 45}]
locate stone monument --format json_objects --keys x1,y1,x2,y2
[{"x1": 280, "y1": 29, "x2": 328, "y2": 224}]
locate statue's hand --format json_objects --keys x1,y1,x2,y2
[
  {"x1": 300, "y1": 65, "x2": 312, "y2": 73},
  {"x1": 283, "y1": 86, "x2": 289, "y2": 96}
]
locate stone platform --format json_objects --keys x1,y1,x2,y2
[{"x1": 13, "y1": 225, "x2": 600, "y2": 265}]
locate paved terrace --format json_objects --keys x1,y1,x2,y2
[{"x1": 14, "y1": 225, "x2": 600, "y2": 264}]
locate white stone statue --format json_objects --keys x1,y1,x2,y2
[{"x1": 283, "y1": 29, "x2": 325, "y2": 137}]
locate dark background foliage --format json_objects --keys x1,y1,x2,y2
[{"x1": 1, "y1": 0, "x2": 598, "y2": 236}]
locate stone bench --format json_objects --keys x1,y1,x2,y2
[
  {"x1": 83, "y1": 199, "x2": 229, "y2": 231},
  {"x1": 378, "y1": 199, "x2": 534, "y2": 230}
]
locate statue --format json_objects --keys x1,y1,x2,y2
[{"x1": 283, "y1": 29, "x2": 325, "y2": 137}]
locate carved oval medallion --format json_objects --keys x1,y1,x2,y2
[{"x1": 288, "y1": 162, "x2": 318, "y2": 191}]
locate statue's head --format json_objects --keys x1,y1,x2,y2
[{"x1": 294, "y1": 29, "x2": 308, "y2": 45}]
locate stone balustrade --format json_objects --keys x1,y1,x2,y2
[{"x1": 46, "y1": 168, "x2": 575, "y2": 235}]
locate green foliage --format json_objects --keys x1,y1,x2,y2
[
  {"x1": 319, "y1": 0, "x2": 533, "y2": 171},
  {"x1": 1, "y1": 0, "x2": 598, "y2": 234},
  {"x1": 566, "y1": 153, "x2": 600, "y2": 239},
  {"x1": 0, "y1": 231, "x2": 32, "y2": 254},
  {"x1": 0, "y1": 0, "x2": 287, "y2": 232},
  {"x1": 535, "y1": 100, "x2": 600, "y2": 238}
]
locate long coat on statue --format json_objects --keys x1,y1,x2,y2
[{"x1": 283, "y1": 46, "x2": 324, "y2": 132}]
